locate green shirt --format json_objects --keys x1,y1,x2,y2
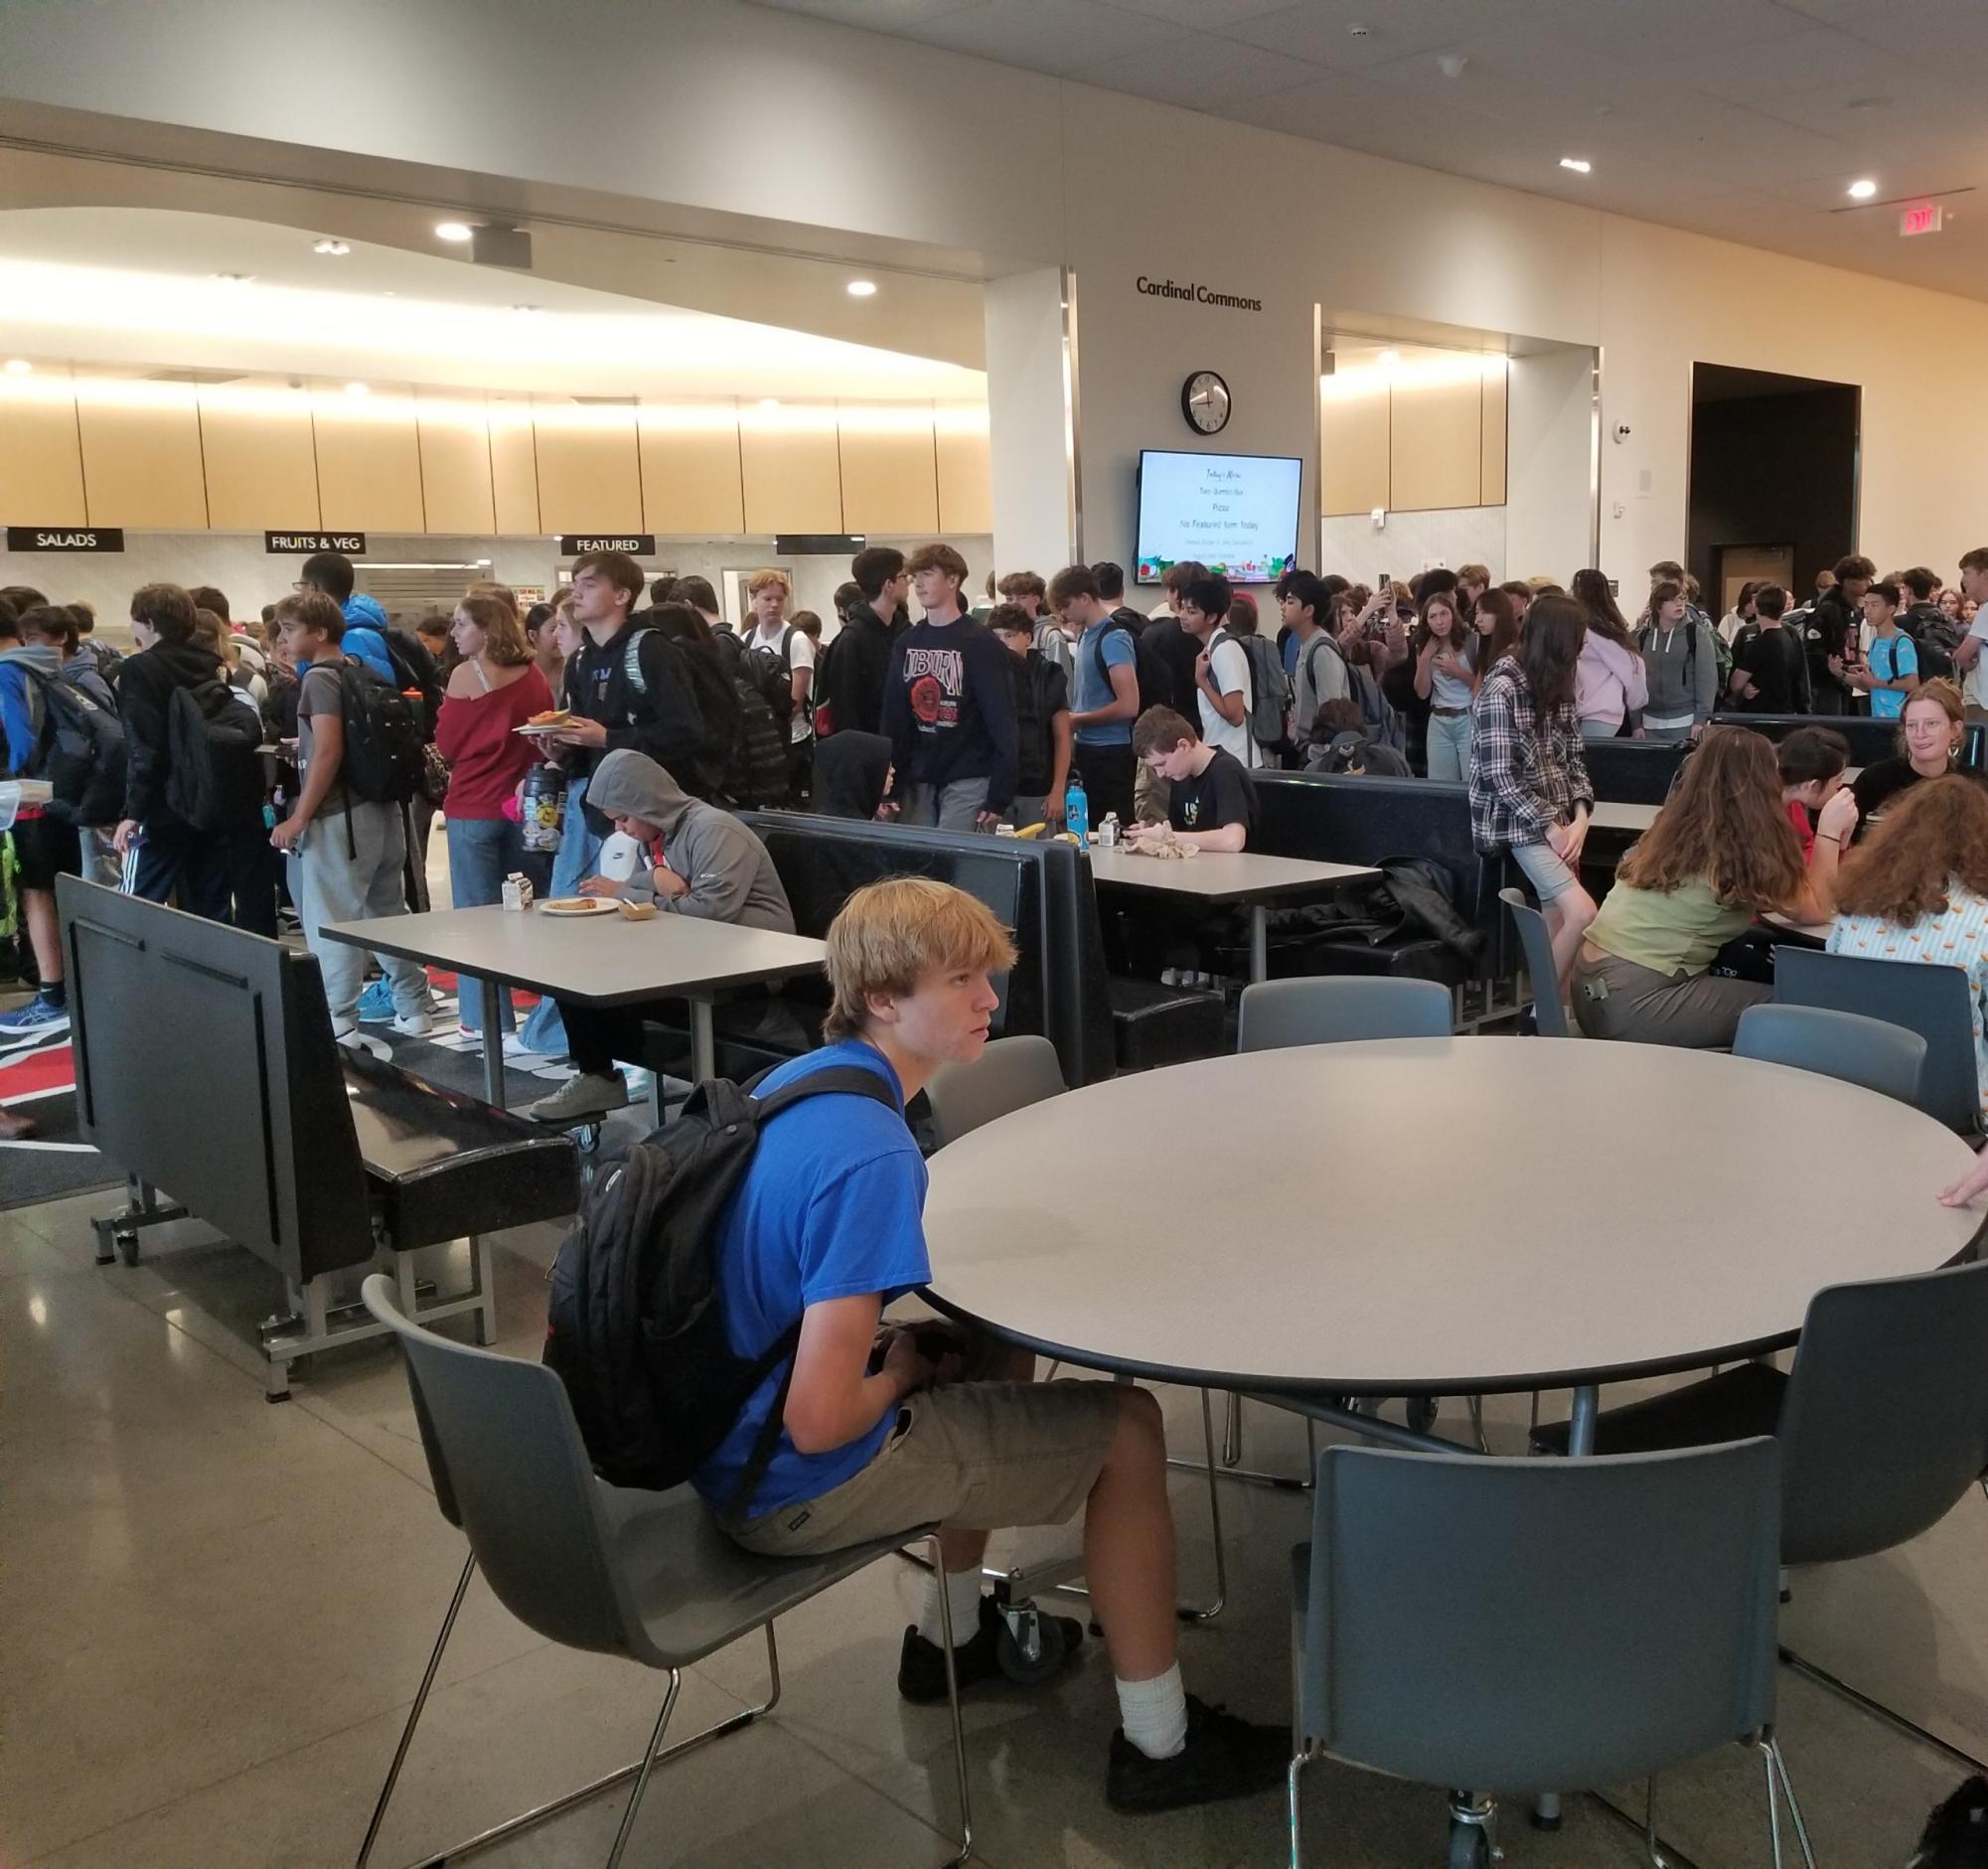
[{"x1": 1587, "y1": 875, "x2": 1755, "y2": 976}]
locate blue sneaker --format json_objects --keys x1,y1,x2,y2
[
  {"x1": 356, "y1": 978, "x2": 396, "y2": 1023},
  {"x1": 0, "y1": 996, "x2": 70, "y2": 1046}
]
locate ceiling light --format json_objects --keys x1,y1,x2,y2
[
  {"x1": 510, "y1": 303, "x2": 541, "y2": 315},
  {"x1": 312, "y1": 238, "x2": 351, "y2": 256},
  {"x1": 846, "y1": 279, "x2": 878, "y2": 298},
  {"x1": 1848, "y1": 179, "x2": 1878, "y2": 200},
  {"x1": 757, "y1": 397, "x2": 782, "y2": 410},
  {"x1": 1377, "y1": 349, "x2": 1401, "y2": 367},
  {"x1": 3, "y1": 358, "x2": 31, "y2": 375},
  {"x1": 343, "y1": 381, "x2": 371, "y2": 397},
  {"x1": 434, "y1": 221, "x2": 473, "y2": 242},
  {"x1": 1559, "y1": 157, "x2": 1592, "y2": 174},
  {"x1": 211, "y1": 271, "x2": 254, "y2": 285}
]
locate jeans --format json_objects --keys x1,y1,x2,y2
[
  {"x1": 446, "y1": 816, "x2": 524, "y2": 1034},
  {"x1": 293, "y1": 803, "x2": 429, "y2": 1028},
  {"x1": 514, "y1": 780, "x2": 602, "y2": 1054},
  {"x1": 901, "y1": 775, "x2": 992, "y2": 832},
  {"x1": 1426, "y1": 711, "x2": 1472, "y2": 783}
]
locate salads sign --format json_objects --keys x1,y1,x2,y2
[
  {"x1": 6, "y1": 526, "x2": 124, "y2": 551},
  {"x1": 1135, "y1": 275, "x2": 1264, "y2": 314}
]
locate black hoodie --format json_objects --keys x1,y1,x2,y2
[{"x1": 118, "y1": 640, "x2": 247, "y2": 830}]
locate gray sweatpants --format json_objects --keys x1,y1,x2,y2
[
  {"x1": 295, "y1": 802, "x2": 430, "y2": 1028},
  {"x1": 1571, "y1": 948, "x2": 1767, "y2": 1049},
  {"x1": 901, "y1": 775, "x2": 992, "y2": 833}
]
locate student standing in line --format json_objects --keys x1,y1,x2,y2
[
  {"x1": 1719, "y1": 581, "x2": 1760, "y2": 651},
  {"x1": 1571, "y1": 727, "x2": 1854, "y2": 1048},
  {"x1": 1802, "y1": 554, "x2": 1873, "y2": 717},
  {"x1": 1284, "y1": 571, "x2": 1350, "y2": 749},
  {"x1": 821, "y1": 547, "x2": 908, "y2": 740},
  {"x1": 267, "y1": 593, "x2": 432, "y2": 1045},
  {"x1": 878, "y1": 544, "x2": 1017, "y2": 832},
  {"x1": 697, "y1": 874, "x2": 1290, "y2": 1811},
  {"x1": 1176, "y1": 573, "x2": 1257, "y2": 770},
  {"x1": 1470, "y1": 586, "x2": 1521, "y2": 679},
  {"x1": 0, "y1": 601, "x2": 78, "y2": 1052},
  {"x1": 1141, "y1": 561, "x2": 1207, "y2": 711},
  {"x1": 988, "y1": 603, "x2": 1071, "y2": 830},
  {"x1": 1569, "y1": 568, "x2": 1648, "y2": 740},
  {"x1": 1953, "y1": 546, "x2": 1988, "y2": 724},
  {"x1": 1049, "y1": 562, "x2": 1140, "y2": 826},
  {"x1": 433, "y1": 593, "x2": 553, "y2": 1049},
  {"x1": 1848, "y1": 579, "x2": 1920, "y2": 721},
  {"x1": 743, "y1": 568, "x2": 815, "y2": 801},
  {"x1": 1413, "y1": 588, "x2": 1478, "y2": 781},
  {"x1": 1468, "y1": 594, "x2": 1598, "y2": 995},
  {"x1": 1728, "y1": 584, "x2": 1811, "y2": 713},
  {"x1": 1833, "y1": 777, "x2": 1988, "y2": 1127},
  {"x1": 1637, "y1": 579, "x2": 1721, "y2": 743}
]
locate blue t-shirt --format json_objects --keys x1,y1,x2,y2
[
  {"x1": 1071, "y1": 621, "x2": 1137, "y2": 746},
  {"x1": 1282, "y1": 629, "x2": 1301, "y2": 678},
  {"x1": 691, "y1": 1040, "x2": 932, "y2": 1520},
  {"x1": 1868, "y1": 632, "x2": 1917, "y2": 720}
]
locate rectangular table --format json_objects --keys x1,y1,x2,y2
[
  {"x1": 1084, "y1": 847, "x2": 1382, "y2": 983},
  {"x1": 319, "y1": 904, "x2": 828, "y2": 1112},
  {"x1": 1591, "y1": 769, "x2": 1861, "y2": 835}
]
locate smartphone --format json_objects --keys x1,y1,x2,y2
[{"x1": 1377, "y1": 571, "x2": 1390, "y2": 593}]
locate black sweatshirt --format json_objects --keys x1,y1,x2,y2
[
  {"x1": 879, "y1": 615, "x2": 1018, "y2": 811},
  {"x1": 562, "y1": 620, "x2": 707, "y2": 833},
  {"x1": 117, "y1": 640, "x2": 243, "y2": 830}
]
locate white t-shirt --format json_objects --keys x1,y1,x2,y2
[
  {"x1": 751, "y1": 620, "x2": 816, "y2": 742},
  {"x1": 1967, "y1": 614, "x2": 1988, "y2": 709},
  {"x1": 1199, "y1": 628, "x2": 1258, "y2": 768}
]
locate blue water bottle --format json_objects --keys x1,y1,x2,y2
[{"x1": 1064, "y1": 775, "x2": 1089, "y2": 846}]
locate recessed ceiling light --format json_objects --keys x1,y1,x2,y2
[
  {"x1": 312, "y1": 238, "x2": 351, "y2": 256},
  {"x1": 434, "y1": 221, "x2": 473, "y2": 242},
  {"x1": 510, "y1": 303, "x2": 541, "y2": 315},
  {"x1": 1559, "y1": 157, "x2": 1592, "y2": 174},
  {"x1": 211, "y1": 271, "x2": 255, "y2": 285},
  {"x1": 3, "y1": 358, "x2": 31, "y2": 375},
  {"x1": 344, "y1": 381, "x2": 372, "y2": 397},
  {"x1": 846, "y1": 279, "x2": 878, "y2": 298},
  {"x1": 1377, "y1": 349, "x2": 1401, "y2": 367},
  {"x1": 1848, "y1": 179, "x2": 1878, "y2": 200},
  {"x1": 758, "y1": 397, "x2": 782, "y2": 410}
]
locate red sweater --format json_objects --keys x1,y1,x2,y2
[{"x1": 434, "y1": 665, "x2": 554, "y2": 819}]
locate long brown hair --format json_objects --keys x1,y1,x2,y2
[
  {"x1": 1835, "y1": 775, "x2": 1988, "y2": 925},
  {"x1": 1472, "y1": 588, "x2": 1519, "y2": 671},
  {"x1": 1571, "y1": 567, "x2": 1637, "y2": 653},
  {"x1": 1616, "y1": 725, "x2": 1804, "y2": 909},
  {"x1": 454, "y1": 592, "x2": 532, "y2": 666},
  {"x1": 1516, "y1": 594, "x2": 1587, "y2": 713},
  {"x1": 1412, "y1": 589, "x2": 1465, "y2": 657}
]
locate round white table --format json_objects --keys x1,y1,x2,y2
[{"x1": 922, "y1": 1037, "x2": 1985, "y2": 1398}]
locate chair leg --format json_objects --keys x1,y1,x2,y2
[
  {"x1": 1763, "y1": 1732, "x2": 1817, "y2": 1869},
  {"x1": 1223, "y1": 1390, "x2": 1244, "y2": 1468},
  {"x1": 929, "y1": 1531, "x2": 976, "y2": 1866},
  {"x1": 355, "y1": 1550, "x2": 476, "y2": 1869},
  {"x1": 604, "y1": 1670, "x2": 681, "y2": 1869},
  {"x1": 1467, "y1": 1395, "x2": 1488, "y2": 1455},
  {"x1": 1288, "y1": 1742, "x2": 1315, "y2": 1869},
  {"x1": 1180, "y1": 1388, "x2": 1228, "y2": 1624},
  {"x1": 1642, "y1": 1776, "x2": 1669, "y2": 1869}
]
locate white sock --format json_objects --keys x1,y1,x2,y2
[
  {"x1": 1115, "y1": 1662, "x2": 1189, "y2": 1760},
  {"x1": 919, "y1": 1567, "x2": 984, "y2": 1648}
]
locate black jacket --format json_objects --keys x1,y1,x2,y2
[
  {"x1": 117, "y1": 640, "x2": 238, "y2": 829},
  {"x1": 563, "y1": 620, "x2": 707, "y2": 833},
  {"x1": 821, "y1": 607, "x2": 899, "y2": 739},
  {"x1": 1141, "y1": 616, "x2": 1202, "y2": 719}
]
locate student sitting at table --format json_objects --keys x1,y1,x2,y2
[
  {"x1": 1830, "y1": 776, "x2": 1988, "y2": 1127},
  {"x1": 1572, "y1": 725, "x2": 1857, "y2": 1048},
  {"x1": 1128, "y1": 705, "x2": 1257, "y2": 852},
  {"x1": 526, "y1": 749, "x2": 795, "y2": 1126},
  {"x1": 1852, "y1": 679, "x2": 1984, "y2": 826},
  {"x1": 696, "y1": 875, "x2": 1289, "y2": 1813},
  {"x1": 1777, "y1": 726, "x2": 1852, "y2": 864}
]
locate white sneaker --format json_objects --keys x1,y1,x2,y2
[
  {"x1": 332, "y1": 1021, "x2": 366, "y2": 1050},
  {"x1": 501, "y1": 1031, "x2": 559, "y2": 1066},
  {"x1": 528, "y1": 1071, "x2": 630, "y2": 1125},
  {"x1": 393, "y1": 1011, "x2": 433, "y2": 1038}
]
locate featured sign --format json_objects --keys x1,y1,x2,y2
[
  {"x1": 265, "y1": 531, "x2": 367, "y2": 554},
  {"x1": 1135, "y1": 275, "x2": 1264, "y2": 314},
  {"x1": 775, "y1": 533, "x2": 866, "y2": 556},
  {"x1": 559, "y1": 534, "x2": 657, "y2": 555},
  {"x1": 5, "y1": 526, "x2": 124, "y2": 552}
]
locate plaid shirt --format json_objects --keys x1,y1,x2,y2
[{"x1": 1468, "y1": 658, "x2": 1594, "y2": 854}]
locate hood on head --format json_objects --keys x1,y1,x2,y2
[{"x1": 582, "y1": 748, "x2": 691, "y2": 835}]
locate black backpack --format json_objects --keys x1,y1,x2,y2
[
  {"x1": 22, "y1": 666, "x2": 127, "y2": 828},
  {"x1": 329, "y1": 660, "x2": 424, "y2": 805},
  {"x1": 743, "y1": 632, "x2": 797, "y2": 731},
  {"x1": 1091, "y1": 618, "x2": 1175, "y2": 715},
  {"x1": 163, "y1": 672, "x2": 263, "y2": 831},
  {"x1": 542, "y1": 1066, "x2": 900, "y2": 1502}
]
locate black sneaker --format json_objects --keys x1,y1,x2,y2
[
  {"x1": 1106, "y1": 1696, "x2": 1292, "y2": 1815},
  {"x1": 896, "y1": 1595, "x2": 1084, "y2": 1704}
]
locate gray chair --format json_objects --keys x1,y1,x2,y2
[
  {"x1": 925, "y1": 1033, "x2": 1066, "y2": 1149},
  {"x1": 1236, "y1": 976, "x2": 1453, "y2": 1052},
  {"x1": 1498, "y1": 885, "x2": 1570, "y2": 1038},
  {"x1": 354, "y1": 1275, "x2": 972, "y2": 1869},
  {"x1": 1734, "y1": 1002, "x2": 1927, "y2": 1106},
  {"x1": 1290, "y1": 1439, "x2": 1807, "y2": 1869},
  {"x1": 1775, "y1": 945, "x2": 1982, "y2": 1133}
]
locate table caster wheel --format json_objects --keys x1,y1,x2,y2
[
  {"x1": 994, "y1": 1604, "x2": 1067, "y2": 1685},
  {"x1": 1407, "y1": 1395, "x2": 1439, "y2": 1436},
  {"x1": 113, "y1": 1228, "x2": 140, "y2": 1268},
  {"x1": 1448, "y1": 1822, "x2": 1493, "y2": 1867},
  {"x1": 574, "y1": 1122, "x2": 603, "y2": 1155}
]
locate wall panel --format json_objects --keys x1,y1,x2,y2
[
  {"x1": 76, "y1": 385, "x2": 207, "y2": 529},
  {"x1": 313, "y1": 390, "x2": 425, "y2": 532},
  {"x1": 534, "y1": 403, "x2": 642, "y2": 532},
  {"x1": 0, "y1": 383, "x2": 86, "y2": 527},
  {"x1": 639, "y1": 404, "x2": 744, "y2": 535},
  {"x1": 1479, "y1": 364, "x2": 1509, "y2": 509},
  {"x1": 1319, "y1": 386, "x2": 1389, "y2": 519},
  {"x1": 488, "y1": 395, "x2": 540, "y2": 536},
  {"x1": 201, "y1": 386, "x2": 318, "y2": 531},
  {"x1": 1389, "y1": 376, "x2": 1482, "y2": 514},
  {"x1": 838, "y1": 411, "x2": 938, "y2": 535},
  {"x1": 416, "y1": 392, "x2": 497, "y2": 536},
  {"x1": 739, "y1": 411, "x2": 841, "y2": 534},
  {"x1": 936, "y1": 415, "x2": 993, "y2": 537}
]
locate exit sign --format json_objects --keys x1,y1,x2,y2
[{"x1": 1901, "y1": 202, "x2": 1944, "y2": 237}]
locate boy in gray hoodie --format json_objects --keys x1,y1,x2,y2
[
  {"x1": 1637, "y1": 584, "x2": 1720, "y2": 743},
  {"x1": 529, "y1": 749, "x2": 796, "y2": 1122}
]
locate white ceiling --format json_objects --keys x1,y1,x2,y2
[
  {"x1": 0, "y1": 207, "x2": 989, "y2": 401},
  {"x1": 750, "y1": 0, "x2": 1988, "y2": 300}
]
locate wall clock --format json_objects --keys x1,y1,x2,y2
[{"x1": 1181, "y1": 370, "x2": 1231, "y2": 435}]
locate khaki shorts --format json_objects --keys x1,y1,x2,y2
[{"x1": 723, "y1": 1376, "x2": 1122, "y2": 1560}]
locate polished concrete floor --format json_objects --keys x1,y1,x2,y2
[{"x1": 4, "y1": 1189, "x2": 1980, "y2": 1867}]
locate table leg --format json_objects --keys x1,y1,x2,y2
[
  {"x1": 1250, "y1": 904, "x2": 1269, "y2": 984},
  {"x1": 480, "y1": 980, "x2": 506, "y2": 1110},
  {"x1": 690, "y1": 998, "x2": 715, "y2": 1087},
  {"x1": 1533, "y1": 1380, "x2": 1600, "y2": 1833}
]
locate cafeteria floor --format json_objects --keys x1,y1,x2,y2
[{"x1": 6, "y1": 1186, "x2": 1983, "y2": 1868}]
